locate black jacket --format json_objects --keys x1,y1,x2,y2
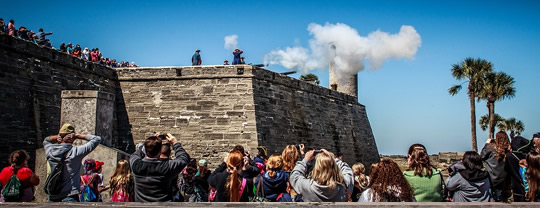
[
  {"x1": 208, "y1": 162, "x2": 254, "y2": 202},
  {"x1": 129, "y1": 143, "x2": 190, "y2": 202}
]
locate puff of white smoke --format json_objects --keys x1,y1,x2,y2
[
  {"x1": 264, "y1": 23, "x2": 421, "y2": 76},
  {"x1": 224, "y1": 34, "x2": 238, "y2": 50}
]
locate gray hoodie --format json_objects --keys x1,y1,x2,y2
[
  {"x1": 43, "y1": 135, "x2": 102, "y2": 200},
  {"x1": 290, "y1": 158, "x2": 354, "y2": 202}
]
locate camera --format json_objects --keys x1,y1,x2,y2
[{"x1": 158, "y1": 134, "x2": 167, "y2": 140}]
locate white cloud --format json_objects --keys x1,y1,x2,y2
[
  {"x1": 264, "y1": 23, "x2": 421, "y2": 79},
  {"x1": 224, "y1": 34, "x2": 238, "y2": 50}
]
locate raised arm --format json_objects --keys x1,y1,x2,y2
[{"x1": 73, "y1": 134, "x2": 102, "y2": 158}]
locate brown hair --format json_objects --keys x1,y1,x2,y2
[
  {"x1": 266, "y1": 154, "x2": 283, "y2": 178},
  {"x1": 160, "y1": 142, "x2": 171, "y2": 158},
  {"x1": 352, "y1": 163, "x2": 369, "y2": 187},
  {"x1": 526, "y1": 152, "x2": 540, "y2": 202},
  {"x1": 407, "y1": 144, "x2": 433, "y2": 177},
  {"x1": 109, "y1": 160, "x2": 131, "y2": 195},
  {"x1": 9, "y1": 150, "x2": 29, "y2": 167},
  {"x1": 309, "y1": 151, "x2": 344, "y2": 190},
  {"x1": 144, "y1": 136, "x2": 162, "y2": 158},
  {"x1": 232, "y1": 145, "x2": 245, "y2": 156},
  {"x1": 369, "y1": 159, "x2": 414, "y2": 202},
  {"x1": 494, "y1": 131, "x2": 510, "y2": 160},
  {"x1": 281, "y1": 145, "x2": 298, "y2": 172},
  {"x1": 225, "y1": 151, "x2": 244, "y2": 202}
]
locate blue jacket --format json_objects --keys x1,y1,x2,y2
[
  {"x1": 254, "y1": 171, "x2": 288, "y2": 201},
  {"x1": 232, "y1": 51, "x2": 243, "y2": 65},
  {"x1": 192, "y1": 53, "x2": 201, "y2": 65}
]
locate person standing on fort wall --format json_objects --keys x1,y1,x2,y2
[
  {"x1": 232, "y1": 49, "x2": 243, "y2": 65},
  {"x1": 192, "y1": 49, "x2": 202, "y2": 66},
  {"x1": 43, "y1": 123, "x2": 102, "y2": 202}
]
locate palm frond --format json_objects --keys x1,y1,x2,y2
[{"x1": 448, "y1": 85, "x2": 462, "y2": 96}]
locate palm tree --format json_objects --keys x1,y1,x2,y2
[
  {"x1": 449, "y1": 58, "x2": 492, "y2": 152},
  {"x1": 478, "y1": 72, "x2": 516, "y2": 139},
  {"x1": 479, "y1": 113, "x2": 504, "y2": 132},
  {"x1": 498, "y1": 117, "x2": 525, "y2": 139}
]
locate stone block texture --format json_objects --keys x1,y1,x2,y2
[
  {"x1": 1, "y1": 32, "x2": 379, "y2": 173},
  {"x1": 0, "y1": 34, "x2": 117, "y2": 170}
]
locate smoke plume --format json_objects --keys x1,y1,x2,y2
[
  {"x1": 224, "y1": 34, "x2": 238, "y2": 50},
  {"x1": 264, "y1": 23, "x2": 421, "y2": 76}
]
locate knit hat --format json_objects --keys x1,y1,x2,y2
[
  {"x1": 59, "y1": 123, "x2": 75, "y2": 134},
  {"x1": 198, "y1": 159, "x2": 208, "y2": 167}
]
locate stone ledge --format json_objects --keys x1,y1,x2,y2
[{"x1": 0, "y1": 202, "x2": 535, "y2": 207}]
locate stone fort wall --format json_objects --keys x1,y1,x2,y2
[
  {"x1": 0, "y1": 34, "x2": 117, "y2": 169},
  {"x1": 0, "y1": 33, "x2": 379, "y2": 170}
]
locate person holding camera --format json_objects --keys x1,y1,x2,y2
[
  {"x1": 43, "y1": 123, "x2": 102, "y2": 202},
  {"x1": 129, "y1": 133, "x2": 190, "y2": 202},
  {"x1": 289, "y1": 149, "x2": 353, "y2": 202}
]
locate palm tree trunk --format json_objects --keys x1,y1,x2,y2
[
  {"x1": 488, "y1": 101, "x2": 495, "y2": 139},
  {"x1": 469, "y1": 91, "x2": 478, "y2": 152}
]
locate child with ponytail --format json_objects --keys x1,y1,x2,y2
[{"x1": 208, "y1": 150, "x2": 253, "y2": 202}]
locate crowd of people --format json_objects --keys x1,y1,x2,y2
[
  {"x1": 0, "y1": 18, "x2": 138, "y2": 68},
  {"x1": 0, "y1": 123, "x2": 539, "y2": 203}
]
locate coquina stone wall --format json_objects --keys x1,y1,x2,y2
[
  {"x1": 117, "y1": 66, "x2": 380, "y2": 167},
  {"x1": 252, "y1": 68, "x2": 379, "y2": 168},
  {"x1": 0, "y1": 34, "x2": 117, "y2": 169},
  {"x1": 1, "y1": 32, "x2": 380, "y2": 172},
  {"x1": 116, "y1": 66, "x2": 259, "y2": 166}
]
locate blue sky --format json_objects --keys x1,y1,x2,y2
[{"x1": 4, "y1": 0, "x2": 539, "y2": 155}]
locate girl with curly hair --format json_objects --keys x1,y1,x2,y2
[
  {"x1": 403, "y1": 144, "x2": 443, "y2": 202},
  {"x1": 480, "y1": 131, "x2": 511, "y2": 202},
  {"x1": 359, "y1": 159, "x2": 415, "y2": 202}
]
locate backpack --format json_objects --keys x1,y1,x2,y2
[
  {"x1": 80, "y1": 175, "x2": 98, "y2": 202},
  {"x1": 112, "y1": 184, "x2": 132, "y2": 202},
  {"x1": 2, "y1": 167, "x2": 22, "y2": 202},
  {"x1": 43, "y1": 150, "x2": 71, "y2": 197}
]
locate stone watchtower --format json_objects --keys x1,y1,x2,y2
[{"x1": 329, "y1": 44, "x2": 358, "y2": 97}]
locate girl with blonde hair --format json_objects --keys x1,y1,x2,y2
[
  {"x1": 208, "y1": 151, "x2": 253, "y2": 202},
  {"x1": 254, "y1": 154, "x2": 288, "y2": 201},
  {"x1": 109, "y1": 159, "x2": 133, "y2": 202},
  {"x1": 290, "y1": 149, "x2": 353, "y2": 202},
  {"x1": 351, "y1": 162, "x2": 369, "y2": 201}
]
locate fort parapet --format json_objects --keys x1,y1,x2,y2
[{"x1": 0, "y1": 33, "x2": 379, "y2": 172}]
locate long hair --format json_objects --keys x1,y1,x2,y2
[
  {"x1": 110, "y1": 160, "x2": 131, "y2": 195},
  {"x1": 225, "y1": 151, "x2": 244, "y2": 202},
  {"x1": 352, "y1": 163, "x2": 369, "y2": 187},
  {"x1": 526, "y1": 152, "x2": 540, "y2": 202},
  {"x1": 369, "y1": 159, "x2": 414, "y2": 202},
  {"x1": 309, "y1": 151, "x2": 344, "y2": 190},
  {"x1": 281, "y1": 145, "x2": 298, "y2": 172},
  {"x1": 9, "y1": 150, "x2": 29, "y2": 167},
  {"x1": 407, "y1": 144, "x2": 433, "y2": 177},
  {"x1": 266, "y1": 154, "x2": 283, "y2": 178},
  {"x1": 494, "y1": 131, "x2": 510, "y2": 160}
]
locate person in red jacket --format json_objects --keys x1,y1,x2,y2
[{"x1": 0, "y1": 150, "x2": 40, "y2": 202}]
